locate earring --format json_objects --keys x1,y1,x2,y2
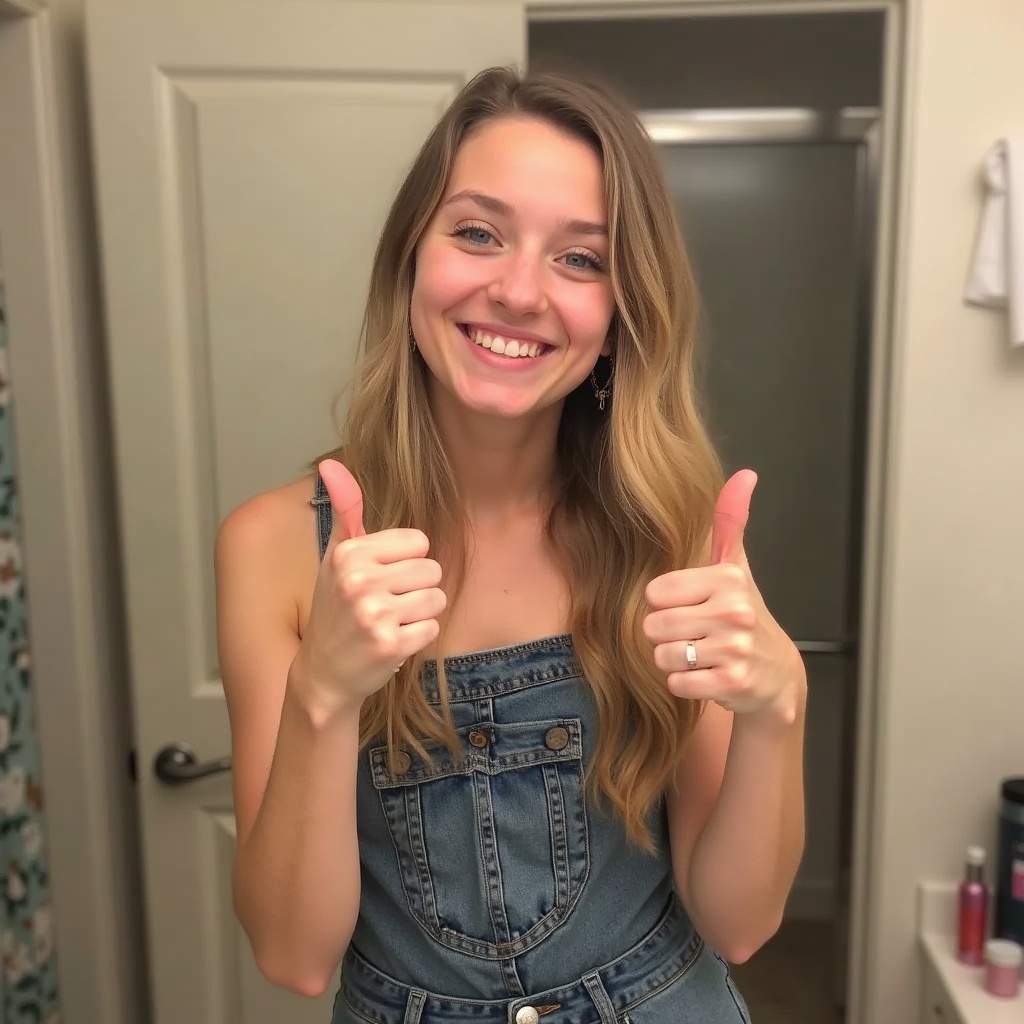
[
  {"x1": 408, "y1": 326, "x2": 416, "y2": 351},
  {"x1": 590, "y1": 353, "x2": 614, "y2": 411}
]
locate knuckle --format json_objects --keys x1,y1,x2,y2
[
  {"x1": 724, "y1": 662, "x2": 749, "y2": 690},
  {"x1": 728, "y1": 631, "x2": 755, "y2": 658},
  {"x1": 330, "y1": 541, "x2": 355, "y2": 572},
  {"x1": 353, "y1": 595, "x2": 385, "y2": 630},
  {"x1": 338, "y1": 568, "x2": 369, "y2": 601},
  {"x1": 371, "y1": 624, "x2": 400, "y2": 661},
  {"x1": 727, "y1": 598, "x2": 756, "y2": 629},
  {"x1": 722, "y1": 564, "x2": 747, "y2": 588}
]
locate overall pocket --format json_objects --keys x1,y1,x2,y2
[{"x1": 369, "y1": 718, "x2": 590, "y2": 957}]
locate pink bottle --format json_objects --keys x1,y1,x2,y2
[{"x1": 957, "y1": 845, "x2": 989, "y2": 966}]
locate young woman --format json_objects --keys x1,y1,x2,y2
[{"x1": 215, "y1": 66, "x2": 807, "y2": 1024}]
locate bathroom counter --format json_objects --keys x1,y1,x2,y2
[{"x1": 918, "y1": 883, "x2": 1022, "y2": 1024}]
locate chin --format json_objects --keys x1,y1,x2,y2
[
  {"x1": 448, "y1": 382, "x2": 541, "y2": 419},
  {"x1": 463, "y1": 398, "x2": 537, "y2": 420}
]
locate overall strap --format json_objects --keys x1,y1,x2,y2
[{"x1": 309, "y1": 472, "x2": 333, "y2": 561}]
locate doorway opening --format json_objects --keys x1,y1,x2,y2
[{"x1": 529, "y1": 11, "x2": 887, "y2": 1022}]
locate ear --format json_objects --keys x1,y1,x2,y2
[{"x1": 600, "y1": 339, "x2": 613, "y2": 358}]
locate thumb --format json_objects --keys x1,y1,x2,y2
[
  {"x1": 710, "y1": 469, "x2": 757, "y2": 565},
  {"x1": 318, "y1": 459, "x2": 366, "y2": 542}
]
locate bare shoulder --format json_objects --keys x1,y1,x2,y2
[
  {"x1": 214, "y1": 473, "x2": 324, "y2": 845},
  {"x1": 216, "y1": 473, "x2": 319, "y2": 553},
  {"x1": 215, "y1": 473, "x2": 323, "y2": 633}
]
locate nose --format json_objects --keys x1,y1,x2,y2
[{"x1": 487, "y1": 252, "x2": 549, "y2": 317}]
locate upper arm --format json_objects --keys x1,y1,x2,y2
[
  {"x1": 665, "y1": 699, "x2": 733, "y2": 910},
  {"x1": 214, "y1": 487, "x2": 315, "y2": 852}
]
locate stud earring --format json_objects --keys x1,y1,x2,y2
[{"x1": 590, "y1": 353, "x2": 614, "y2": 411}]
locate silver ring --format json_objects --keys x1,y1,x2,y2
[{"x1": 684, "y1": 641, "x2": 698, "y2": 671}]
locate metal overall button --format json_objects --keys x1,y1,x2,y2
[
  {"x1": 544, "y1": 726, "x2": 569, "y2": 751},
  {"x1": 514, "y1": 1005, "x2": 560, "y2": 1024},
  {"x1": 468, "y1": 729, "x2": 489, "y2": 748},
  {"x1": 389, "y1": 750, "x2": 411, "y2": 776}
]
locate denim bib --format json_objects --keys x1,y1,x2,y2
[{"x1": 311, "y1": 474, "x2": 749, "y2": 1022}]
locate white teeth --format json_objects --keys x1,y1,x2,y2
[{"x1": 467, "y1": 327, "x2": 545, "y2": 359}]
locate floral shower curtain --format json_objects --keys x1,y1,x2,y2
[{"x1": 0, "y1": 286, "x2": 61, "y2": 1023}]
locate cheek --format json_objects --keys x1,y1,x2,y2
[
  {"x1": 412, "y1": 243, "x2": 485, "y2": 315},
  {"x1": 558, "y1": 284, "x2": 615, "y2": 348}
]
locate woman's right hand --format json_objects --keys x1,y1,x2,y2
[{"x1": 291, "y1": 458, "x2": 445, "y2": 716}]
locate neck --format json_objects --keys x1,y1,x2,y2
[{"x1": 430, "y1": 392, "x2": 563, "y2": 521}]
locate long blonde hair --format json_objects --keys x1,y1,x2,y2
[{"x1": 315, "y1": 66, "x2": 723, "y2": 849}]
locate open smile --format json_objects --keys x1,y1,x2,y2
[{"x1": 458, "y1": 324, "x2": 553, "y2": 361}]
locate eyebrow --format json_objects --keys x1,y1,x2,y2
[{"x1": 442, "y1": 188, "x2": 608, "y2": 237}]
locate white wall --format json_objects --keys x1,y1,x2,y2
[{"x1": 866, "y1": 1, "x2": 1024, "y2": 1021}]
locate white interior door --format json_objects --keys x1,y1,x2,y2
[{"x1": 83, "y1": 2, "x2": 525, "y2": 1021}]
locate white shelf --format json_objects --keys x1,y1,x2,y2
[{"x1": 918, "y1": 882, "x2": 1023, "y2": 1023}]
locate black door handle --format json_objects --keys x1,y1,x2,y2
[{"x1": 153, "y1": 742, "x2": 231, "y2": 785}]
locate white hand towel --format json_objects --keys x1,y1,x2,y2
[{"x1": 965, "y1": 137, "x2": 1024, "y2": 347}]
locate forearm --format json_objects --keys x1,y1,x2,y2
[
  {"x1": 234, "y1": 664, "x2": 363, "y2": 995},
  {"x1": 680, "y1": 664, "x2": 807, "y2": 961}
]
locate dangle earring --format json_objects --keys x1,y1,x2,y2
[{"x1": 590, "y1": 352, "x2": 614, "y2": 411}]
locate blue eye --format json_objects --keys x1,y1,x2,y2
[
  {"x1": 455, "y1": 225, "x2": 495, "y2": 246},
  {"x1": 563, "y1": 250, "x2": 604, "y2": 272}
]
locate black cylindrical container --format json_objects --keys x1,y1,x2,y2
[{"x1": 995, "y1": 777, "x2": 1024, "y2": 943}]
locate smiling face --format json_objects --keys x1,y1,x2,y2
[{"x1": 409, "y1": 116, "x2": 616, "y2": 425}]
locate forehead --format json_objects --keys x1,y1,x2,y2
[{"x1": 445, "y1": 116, "x2": 605, "y2": 221}]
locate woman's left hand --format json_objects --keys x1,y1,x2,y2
[{"x1": 643, "y1": 470, "x2": 805, "y2": 722}]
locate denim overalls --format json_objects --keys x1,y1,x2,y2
[{"x1": 312, "y1": 476, "x2": 751, "y2": 1024}]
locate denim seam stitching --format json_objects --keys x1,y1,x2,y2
[
  {"x1": 620, "y1": 937, "x2": 706, "y2": 1015},
  {"x1": 341, "y1": 989, "x2": 386, "y2": 1024},
  {"x1": 543, "y1": 762, "x2": 569, "y2": 908},
  {"x1": 476, "y1": 768, "x2": 511, "y2": 946},
  {"x1": 712, "y1": 951, "x2": 751, "y2": 1023},
  {"x1": 368, "y1": 720, "x2": 582, "y2": 787},
  {"x1": 411, "y1": 783, "x2": 441, "y2": 931},
  {"x1": 375, "y1": 763, "x2": 432, "y2": 940}
]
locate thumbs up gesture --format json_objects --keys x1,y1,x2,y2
[
  {"x1": 294, "y1": 459, "x2": 446, "y2": 715},
  {"x1": 643, "y1": 470, "x2": 801, "y2": 720}
]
